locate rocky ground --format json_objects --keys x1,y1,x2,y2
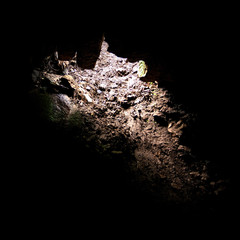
[{"x1": 25, "y1": 36, "x2": 235, "y2": 220}]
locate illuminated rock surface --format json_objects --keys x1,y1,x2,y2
[{"x1": 25, "y1": 36, "x2": 234, "y2": 219}]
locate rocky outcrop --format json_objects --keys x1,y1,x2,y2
[{"x1": 28, "y1": 39, "x2": 230, "y2": 210}]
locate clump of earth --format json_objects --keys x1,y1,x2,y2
[{"x1": 28, "y1": 38, "x2": 229, "y2": 215}]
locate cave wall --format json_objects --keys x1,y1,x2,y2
[
  {"x1": 25, "y1": 7, "x2": 234, "y2": 163},
  {"x1": 15, "y1": 5, "x2": 236, "y2": 222}
]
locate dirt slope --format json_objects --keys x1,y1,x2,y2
[{"x1": 27, "y1": 38, "x2": 232, "y2": 217}]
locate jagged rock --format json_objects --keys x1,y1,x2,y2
[{"x1": 29, "y1": 38, "x2": 229, "y2": 209}]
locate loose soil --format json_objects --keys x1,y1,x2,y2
[{"x1": 26, "y1": 37, "x2": 233, "y2": 219}]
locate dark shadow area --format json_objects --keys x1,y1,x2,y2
[
  {"x1": 20, "y1": 93, "x2": 235, "y2": 222},
  {"x1": 29, "y1": 30, "x2": 104, "y2": 70}
]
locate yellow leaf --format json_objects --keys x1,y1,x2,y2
[{"x1": 138, "y1": 60, "x2": 148, "y2": 78}]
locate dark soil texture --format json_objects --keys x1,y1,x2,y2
[{"x1": 20, "y1": 31, "x2": 237, "y2": 225}]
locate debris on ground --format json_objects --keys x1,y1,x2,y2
[{"x1": 29, "y1": 38, "x2": 230, "y2": 212}]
